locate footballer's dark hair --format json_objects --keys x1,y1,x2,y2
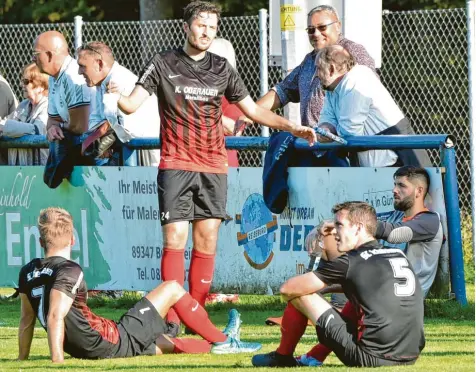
[
  {"x1": 183, "y1": 1, "x2": 221, "y2": 26},
  {"x1": 332, "y1": 201, "x2": 377, "y2": 237},
  {"x1": 394, "y1": 165, "x2": 430, "y2": 196}
]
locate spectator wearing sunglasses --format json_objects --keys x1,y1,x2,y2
[
  {"x1": 77, "y1": 41, "x2": 161, "y2": 166},
  {"x1": 33, "y1": 30, "x2": 95, "y2": 188},
  {"x1": 235, "y1": 5, "x2": 375, "y2": 166},
  {"x1": 0, "y1": 63, "x2": 49, "y2": 165}
]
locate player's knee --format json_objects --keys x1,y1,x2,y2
[
  {"x1": 162, "y1": 280, "x2": 183, "y2": 294},
  {"x1": 193, "y1": 234, "x2": 218, "y2": 253},
  {"x1": 279, "y1": 282, "x2": 293, "y2": 299},
  {"x1": 163, "y1": 237, "x2": 187, "y2": 250},
  {"x1": 163, "y1": 226, "x2": 189, "y2": 249}
]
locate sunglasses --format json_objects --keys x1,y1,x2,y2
[
  {"x1": 78, "y1": 43, "x2": 103, "y2": 59},
  {"x1": 306, "y1": 21, "x2": 338, "y2": 35}
]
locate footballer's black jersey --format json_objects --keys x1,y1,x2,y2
[
  {"x1": 137, "y1": 48, "x2": 249, "y2": 174},
  {"x1": 315, "y1": 240, "x2": 425, "y2": 361},
  {"x1": 18, "y1": 257, "x2": 119, "y2": 359}
]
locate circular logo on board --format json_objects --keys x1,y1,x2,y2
[{"x1": 236, "y1": 193, "x2": 278, "y2": 270}]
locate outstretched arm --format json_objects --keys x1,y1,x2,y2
[
  {"x1": 236, "y1": 96, "x2": 316, "y2": 145},
  {"x1": 109, "y1": 83, "x2": 150, "y2": 115},
  {"x1": 233, "y1": 90, "x2": 283, "y2": 135},
  {"x1": 47, "y1": 289, "x2": 74, "y2": 363},
  {"x1": 18, "y1": 294, "x2": 36, "y2": 360}
]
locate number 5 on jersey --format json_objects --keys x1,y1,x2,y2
[{"x1": 389, "y1": 257, "x2": 416, "y2": 297}]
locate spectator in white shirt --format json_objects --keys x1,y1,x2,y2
[
  {"x1": 317, "y1": 45, "x2": 430, "y2": 168},
  {"x1": 77, "y1": 41, "x2": 160, "y2": 166},
  {"x1": 0, "y1": 63, "x2": 49, "y2": 165}
]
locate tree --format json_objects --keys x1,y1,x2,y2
[
  {"x1": 382, "y1": 0, "x2": 465, "y2": 11},
  {"x1": 0, "y1": 0, "x2": 140, "y2": 24},
  {"x1": 0, "y1": 0, "x2": 467, "y2": 25}
]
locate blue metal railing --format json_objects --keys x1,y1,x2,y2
[{"x1": 0, "y1": 134, "x2": 467, "y2": 305}]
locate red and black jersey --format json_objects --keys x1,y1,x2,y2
[
  {"x1": 137, "y1": 48, "x2": 249, "y2": 174},
  {"x1": 315, "y1": 240, "x2": 425, "y2": 362},
  {"x1": 18, "y1": 257, "x2": 119, "y2": 359}
]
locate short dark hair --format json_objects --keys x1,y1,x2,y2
[
  {"x1": 332, "y1": 201, "x2": 377, "y2": 236},
  {"x1": 183, "y1": 1, "x2": 221, "y2": 26},
  {"x1": 394, "y1": 166, "x2": 430, "y2": 196}
]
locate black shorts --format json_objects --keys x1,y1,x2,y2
[
  {"x1": 316, "y1": 308, "x2": 416, "y2": 367},
  {"x1": 157, "y1": 169, "x2": 227, "y2": 225},
  {"x1": 111, "y1": 297, "x2": 168, "y2": 358}
]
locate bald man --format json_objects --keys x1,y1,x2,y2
[{"x1": 33, "y1": 31, "x2": 94, "y2": 188}]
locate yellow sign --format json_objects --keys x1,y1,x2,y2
[{"x1": 280, "y1": 4, "x2": 302, "y2": 31}]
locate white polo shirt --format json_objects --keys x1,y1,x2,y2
[
  {"x1": 48, "y1": 55, "x2": 92, "y2": 126},
  {"x1": 319, "y1": 65, "x2": 401, "y2": 167},
  {"x1": 89, "y1": 62, "x2": 160, "y2": 143}
]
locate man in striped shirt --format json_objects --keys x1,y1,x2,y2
[{"x1": 108, "y1": 1, "x2": 316, "y2": 336}]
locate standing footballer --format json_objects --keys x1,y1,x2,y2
[{"x1": 108, "y1": 0, "x2": 316, "y2": 335}]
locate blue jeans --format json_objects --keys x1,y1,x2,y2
[{"x1": 43, "y1": 131, "x2": 110, "y2": 189}]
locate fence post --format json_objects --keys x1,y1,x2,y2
[
  {"x1": 259, "y1": 8, "x2": 269, "y2": 164},
  {"x1": 441, "y1": 141, "x2": 468, "y2": 305},
  {"x1": 279, "y1": 0, "x2": 308, "y2": 124},
  {"x1": 467, "y1": 0, "x2": 476, "y2": 261},
  {"x1": 74, "y1": 16, "x2": 83, "y2": 55},
  {"x1": 259, "y1": 9, "x2": 269, "y2": 139}
]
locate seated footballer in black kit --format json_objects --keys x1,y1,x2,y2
[
  {"x1": 252, "y1": 201, "x2": 425, "y2": 368},
  {"x1": 17, "y1": 207, "x2": 261, "y2": 363}
]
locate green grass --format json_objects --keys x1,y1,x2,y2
[{"x1": 0, "y1": 286, "x2": 474, "y2": 371}]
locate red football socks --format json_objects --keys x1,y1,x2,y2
[
  {"x1": 172, "y1": 338, "x2": 212, "y2": 354},
  {"x1": 172, "y1": 292, "x2": 227, "y2": 343},
  {"x1": 276, "y1": 302, "x2": 309, "y2": 355},
  {"x1": 189, "y1": 250, "x2": 215, "y2": 308},
  {"x1": 161, "y1": 248, "x2": 185, "y2": 324},
  {"x1": 306, "y1": 301, "x2": 359, "y2": 362}
]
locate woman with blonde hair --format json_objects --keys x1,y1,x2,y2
[{"x1": 0, "y1": 63, "x2": 49, "y2": 165}]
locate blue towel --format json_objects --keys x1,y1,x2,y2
[{"x1": 262, "y1": 132, "x2": 296, "y2": 214}]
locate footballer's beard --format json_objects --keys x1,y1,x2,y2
[
  {"x1": 187, "y1": 35, "x2": 210, "y2": 52},
  {"x1": 394, "y1": 195, "x2": 415, "y2": 211}
]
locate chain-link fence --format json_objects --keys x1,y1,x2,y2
[
  {"x1": 0, "y1": 9, "x2": 471, "y2": 215},
  {"x1": 0, "y1": 23, "x2": 75, "y2": 92},
  {"x1": 379, "y1": 8, "x2": 471, "y2": 243}
]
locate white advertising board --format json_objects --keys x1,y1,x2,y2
[{"x1": 0, "y1": 167, "x2": 446, "y2": 292}]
